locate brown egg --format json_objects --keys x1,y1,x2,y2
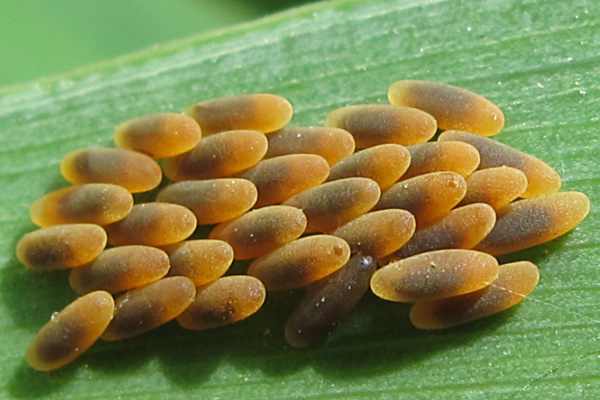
[
  {"x1": 69, "y1": 246, "x2": 170, "y2": 294},
  {"x1": 376, "y1": 172, "x2": 466, "y2": 228},
  {"x1": 371, "y1": 249, "x2": 499, "y2": 303},
  {"x1": 163, "y1": 130, "x2": 268, "y2": 181},
  {"x1": 403, "y1": 141, "x2": 480, "y2": 179},
  {"x1": 248, "y1": 235, "x2": 351, "y2": 291},
  {"x1": 26, "y1": 291, "x2": 114, "y2": 371},
  {"x1": 186, "y1": 93, "x2": 293, "y2": 135},
  {"x1": 393, "y1": 203, "x2": 496, "y2": 259},
  {"x1": 476, "y1": 192, "x2": 590, "y2": 256},
  {"x1": 333, "y1": 209, "x2": 415, "y2": 259},
  {"x1": 326, "y1": 104, "x2": 437, "y2": 148},
  {"x1": 102, "y1": 277, "x2": 196, "y2": 341},
  {"x1": 284, "y1": 178, "x2": 381, "y2": 233},
  {"x1": 410, "y1": 261, "x2": 539, "y2": 329},
  {"x1": 439, "y1": 131, "x2": 561, "y2": 198},
  {"x1": 166, "y1": 240, "x2": 233, "y2": 286},
  {"x1": 30, "y1": 184, "x2": 133, "y2": 227},
  {"x1": 114, "y1": 112, "x2": 201, "y2": 158},
  {"x1": 328, "y1": 144, "x2": 411, "y2": 190},
  {"x1": 266, "y1": 126, "x2": 355, "y2": 165},
  {"x1": 285, "y1": 254, "x2": 377, "y2": 348},
  {"x1": 209, "y1": 206, "x2": 306, "y2": 260},
  {"x1": 106, "y1": 203, "x2": 196, "y2": 246},
  {"x1": 461, "y1": 167, "x2": 528, "y2": 210},
  {"x1": 177, "y1": 276, "x2": 266, "y2": 331},
  {"x1": 388, "y1": 80, "x2": 504, "y2": 136},
  {"x1": 60, "y1": 147, "x2": 162, "y2": 193},
  {"x1": 17, "y1": 224, "x2": 107, "y2": 271},
  {"x1": 156, "y1": 179, "x2": 257, "y2": 225},
  {"x1": 241, "y1": 154, "x2": 329, "y2": 207},
  {"x1": 166, "y1": 239, "x2": 233, "y2": 287}
]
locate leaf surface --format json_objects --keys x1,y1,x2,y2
[{"x1": 0, "y1": 0, "x2": 598, "y2": 398}]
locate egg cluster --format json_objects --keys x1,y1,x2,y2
[{"x1": 17, "y1": 82, "x2": 589, "y2": 371}]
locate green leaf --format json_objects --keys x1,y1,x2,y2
[{"x1": 1, "y1": 0, "x2": 598, "y2": 398}]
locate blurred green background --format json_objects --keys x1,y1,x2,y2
[{"x1": 0, "y1": 0, "x2": 311, "y2": 87}]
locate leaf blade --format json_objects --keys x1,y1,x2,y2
[{"x1": 1, "y1": 0, "x2": 599, "y2": 398}]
